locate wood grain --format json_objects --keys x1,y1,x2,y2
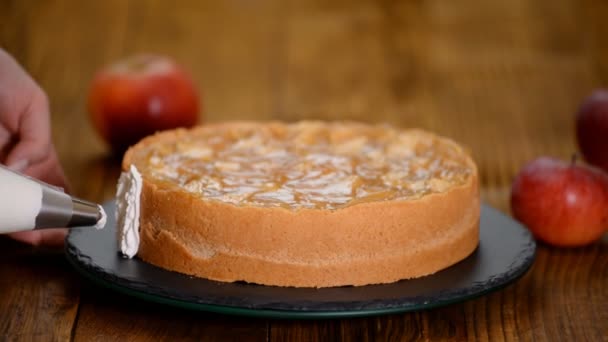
[
  {"x1": 73, "y1": 287, "x2": 268, "y2": 342},
  {"x1": 0, "y1": 239, "x2": 80, "y2": 341},
  {"x1": 0, "y1": 0, "x2": 606, "y2": 341}
]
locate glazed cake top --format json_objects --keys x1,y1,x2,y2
[{"x1": 131, "y1": 121, "x2": 474, "y2": 210}]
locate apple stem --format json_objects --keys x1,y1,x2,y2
[{"x1": 571, "y1": 153, "x2": 579, "y2": 166}]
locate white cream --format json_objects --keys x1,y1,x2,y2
[
  {"x1": 0, "y1": 167, "x2": 42, "y2": 233},
  {"x1": 95, "y1": 205, "x2": 107, "y2": 230},
  {"x1": 116, "y1": 165, "x2": 143, "y2": 258}
]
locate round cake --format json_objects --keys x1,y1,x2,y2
[{"x1": 120, "y1": 121, "x2": 480, "y2": 287}]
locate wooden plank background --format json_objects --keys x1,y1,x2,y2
[{"x1": 0, "y1": 0, "x2": 606, "y2": 340}]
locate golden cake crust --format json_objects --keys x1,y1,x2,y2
[{"x1": 123, "y1": 121, "x2": 480, "y2": 287}]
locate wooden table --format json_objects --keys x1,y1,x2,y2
[{"x1": 1, "y1": 1, "x2": 606, "y2": 340}]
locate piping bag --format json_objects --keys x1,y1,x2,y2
[{"x1": 0, "y1": 165, "x2": 106, "y2": 234}]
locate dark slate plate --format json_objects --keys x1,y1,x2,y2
[{"x1": 65, "y1": 201, "x2": 535, "y2": 319}]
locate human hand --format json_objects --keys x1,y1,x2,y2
[{"x1": 0, "y1": 49, "x2": 68, "y2": 246}]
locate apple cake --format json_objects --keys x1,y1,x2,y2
[{"x1": 119, "y1": 121, "x2": 480, "y2": 287}]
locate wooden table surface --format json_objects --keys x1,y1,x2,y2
[{"x1": 1, "y1": 0, "x2": 607, "y2": 341}]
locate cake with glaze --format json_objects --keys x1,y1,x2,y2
[{"x1": 119, "y1": 121, "x2": 480, "y2": 287}]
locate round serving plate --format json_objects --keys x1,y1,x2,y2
[{"x1": 66, "y1": 201, "x2": 535, "y2": 319}]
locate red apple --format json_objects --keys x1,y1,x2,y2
[
  {"x1": 88, "y1": 54, "x2": 200, "y2": 154},
  {"x1": 510, "y1": 157, "x2": 608, "y2": 247},
  {"x1": 576, "y1": 89, "x2": 608, "y2": 173}
]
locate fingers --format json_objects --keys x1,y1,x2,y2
[
  {"x1": 0, "y1": 49, "x2": 51, "y2": 168},
  {"x1": 8, "y1": 229, "x2": 67, "y2": 247},
  {"x1": 0, "y1": 125, "x2": 13, "y2": 162},
  {"x1": 24, "y1": 146, "x2": 70, "y2": 191},
  {"x1": 5, "y1": 91, "x2": 51, "y2": 170},
  {"x1": 0, "y1": 51, "x2": 70, "y2": 248}
]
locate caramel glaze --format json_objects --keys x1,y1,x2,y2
[{"x1": 134, "y1": 122, "x2": 473, "y2": 210}]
